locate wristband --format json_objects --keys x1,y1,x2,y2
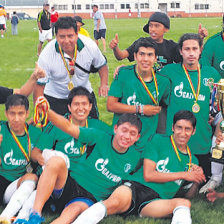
[{"x1": 140, "y1": 105, "x2": 144, "y2": 116}]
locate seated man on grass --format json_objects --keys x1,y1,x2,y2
[
  {"x1": 25, "y1": 98, "x2": 144, "y2": 224},
  {"x1": 0, "y1": 95, "x2": 41, "y2": 224},
  {"x1": 73, "y1": 110, "x2": 206, "y2": 224}
]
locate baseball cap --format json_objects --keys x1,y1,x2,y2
[
  {"x1": 74, "y1": 16, "x2": 84, "y2": 25},
  {"x1": 143, "y1": 12, "x2": 170, "y2": 33},
  {"x1": 43, "y1": 3, "x2": 49, "y2": 6}
]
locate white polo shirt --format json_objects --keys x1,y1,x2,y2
[{"x1": 37, "y1": 34, "x2": 107, "y2": 99}]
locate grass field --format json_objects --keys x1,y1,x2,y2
[{"x1": 0, "y1": 17, "x2": 224, "y2": 223}]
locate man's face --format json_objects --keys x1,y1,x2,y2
[
  {"x1": 172, "y1": 119, "x2": 195, "y2": 148},
  {"x1": 180, "y1": 39, "x2": 202, "y2": 67},
  {"x1": 5, "y1": 105, "x2": 29, "y2": 135},
  {"x1": 68, "y1": 95, "x2": 92, "y2": 122},
  {"x1": 56, "y1": 28, "x2": 78, "y2": 55},
  {"x1": 113, "y1": 122, "x2": 140, "y2": 152},
  {"x1": 44, "y1": 5, "x2": 49, "y2": 11},
  {"x1": 148, "y1": 21, "x2": 168, "y2": 43},
  {"x1": 134, "y1": 47, "x2": 157, "y2": 73},
  {"x1": 93, "y1": 6, "x2": 97, "y2": 13}
]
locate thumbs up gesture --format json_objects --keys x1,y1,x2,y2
[{"x1": 110, "y1": 33, "x2": 119, "y2": 49}]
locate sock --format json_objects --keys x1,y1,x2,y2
[
  {"x1": 3, "y1": 179, "x2": 19, "y2": 204},
  {"x1": 211, "y1": 162, "x2": 223, "y2": 183},
  {"x1": 16, "y1": 190, "x2": 36, "y2": 220},
  {"x1": 72, "y1": 201, "x2": 107, "y2": 224},
  {"x1": 1, "y1": 180, "x2": 36, "y2": 219},
  {"x1": 171, "y1": 206, "x2": 192, "y2": 224}
]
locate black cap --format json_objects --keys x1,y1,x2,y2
[
  {"x1": 143, "y1": 12, "x2": 170, "y2": 33},
  {"x1": 74, "y1": 16, "x2": 84, "y2": 25},
  {"x1": 43, "y1": 3, "x2": 49, "y2": 6}
]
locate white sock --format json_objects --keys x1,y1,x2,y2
[
  {"x1": 171, "y1": 206, "x2": 192, "y2": 224},
  {"x1": 16, "y1": 190, "x2": 36, "y2": 220},
  {"x1": 211, "y1": 162, "x2": 223, "y2": 183},
  {"x1": 3, "y1": 179, "x2": 19, "y2": 204},
  {"x1": 1, "y1": 180, "x2": 36, "y2": 219},
  {"x1": 72, "y1": 201, "x2": 107, "y2": 224}
]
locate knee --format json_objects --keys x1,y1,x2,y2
[
  {"x1": 46, "y1": 157, "x2": 67, "y2": 172},
  {"x1": 175, "y1": 198, "x2": 191, "y2": 208}
]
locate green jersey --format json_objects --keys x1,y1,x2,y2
[
  {"x1": 71, "y1": 127, "x2": 143, "y2": 201},
  {"x1": 160, "y1": 63, "x2": 221, "y2": 154},
  {"x1": 200, "y1": 32, "x2": 224, "y2": 77},
  {"x1": 36, "y1": 115, "x2": 112, "y2": 163},
  {"x1": 0, "y1": 121, "x2": 41, "y2": 181},
  {"x1": 109, "y1": 64, "x2": 171, "y2": 146},
  {"x1": 129, "y1": 134, "x2": 198, "y2": 199}
]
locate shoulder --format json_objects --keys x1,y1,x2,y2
[
  {"x1": 28, "y1": 125, "x2": 41, "y2": 135},
  {"x1": 156, "y1": 72, "x2": 172, "y2": 84},
  {"x1": 160, "y1": 63, "x2": 180, "y2": 74},
  {"x1": 206, "y1": 32, "x2": 222, "y2": 44},
  {"x1": 117, "y1": 65, "x2": 135, "y2": 77},
  {"x1": 201, "y1": 64, "x2": 221, "y2": 79},
  {"x1": 163, "y1": 39, "x2": 178, "y2": 48}
]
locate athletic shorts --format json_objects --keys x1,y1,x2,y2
[
  {"x1": 94, "y1": 29, "x2": 106, "y2": 40},
  {"x1": 0, "y1": 175, "x2": 12, "y2": 205},
  {"x1": 44, "y1": 175, "x2": 97, "y2": 213},
  {"x1": 120, "y1": 180, "x2": 160, "y2": 216},
  {"x1": 0, "y1": 24, "x2": 5, "y2": 30},
  {"x1": 39, "y1": 29, "x2": 52, "y2": 42}
]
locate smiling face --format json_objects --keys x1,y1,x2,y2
[
  {"x1": 5, "y1": 105, "x2": 29, "y2": 135},
  {"x1": 56, "y1": 28, "x2": 78, "y2": 57},
  {"x1": 134, "y1": 46, "x2": 157, "y2": 74},
  {"x1": 148, "y1": 21, "x2": 168, "y2": 43},
  {"x1": 113, "y1": 122, "x2": 140, "y2": 153},
  {"x1": 180, "y1": 39, "x2": 202, "y2": 69},
  {"x1": 68, "y1": 95, "x2": 92, "y2": 124},
  {"x1": 172, "y1": 119, "x2": 195, "y2": 152}
]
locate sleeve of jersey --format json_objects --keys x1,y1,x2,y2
[
  {"x1": 211, "y1": 67, "x2": 222, "y2": 82},
  {"x1": 108, "y1": 71, "x2": 123, "y2": 98},
  {"x1": 126, "y1": 40, "x2": 137, "y2": 62},
  {"x1": 78, "y1": 127, "x2": 103, "y2": 145},
  {"x1": 37, "y1": 12, "x2": 42, "y2": 22},
  {"x1": 200, "y1": 41, "x2": 213, "y2": 66},
  {"x1": 143, "y1": 135, "x2": 159, "y2": 163},
  {"x1": 0, "y1": 86, "x2": 13, "y2": 104},
  {"x1": 29, "y1": 126, "x2": 42, "y2": 150},
  {"x1": 161, "y1": 77, "x2": 172, "y2": 106}
]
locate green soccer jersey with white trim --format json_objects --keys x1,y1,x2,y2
[
  {"x1": 108, "y1": 64, "x2": 171, "y2": 146},
  {"x1": 129, "y1": 134, "x2": 198, "y2": 199},
  {"x1": 160, "y1": 63, "x2": 221, "y2": 155},
  {"x1": 71, "y1": 127, "x2": 143, "y2": 201},
  {"x1": 200, "y1": 32, "x2": 224, "y2": 77},
  {"x1": 35, "y1": 115, "x2": 112, "y2": 163},
  {"x1": 0, "y1": 121, "x2": 41, "y2": 181}
]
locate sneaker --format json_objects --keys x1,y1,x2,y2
[
  {"x1": 0, "y1": 216, "x2": 11, "y2": 224},
  {"x1": 27, "y1": 212, "x2": 44, "y2": 224},
  {"x1": 1, "y1": 35, "x2": 4, "y2": 38},
  {"x1": 13, "y1": 219, "x2": 28, "y2": 224},
  {"x1": 199, "y1": 179, "x2": 221, "y2": 194}
]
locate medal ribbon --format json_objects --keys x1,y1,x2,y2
[
  {"x1": 59, "y1": 44, "x2": 77, "y2": 81},
  {"x1": 69, "y1": 116, "x2": 88, "y2": 154},
  {"x1": 10, "y1": 124, "x2": 31, "y2": 162},
  {"x1": 170, "y1": 134, "x2": 192, "y2": 171},
  {"x1": 136, "y1": 66, "x2": 159, "y2": 105},
  {"x1": 182, "y1": 64, "x2": 201, "y2": 103}
]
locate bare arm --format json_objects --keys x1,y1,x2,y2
[
  {"x1": 37, "y1": 21, "x2": 42, "y2": 33},
  {"x1": 107, "y1": 96, "x2": 161, "y2": 116},
  {"x1": 98, "y1": 65, "x2": 109, "y2": 97},
  {"x1": 31, "y1": 147, "x2": 44, "y2": 165},
  {"x1": 97, "y1": 19, "x2": 100, "y2": 32},
  {"x1": 207, "y1": 189, "x2": 224, "y2": 202},
  {"x1": 143, "y1": 159, "x2": 206, "y2": 184},
  {"x1": 109, "y1": 34, "x2": 129, "y2": 61},
  {"x1": 33, "y1": 84, "x2": 45, "y2": 105}
]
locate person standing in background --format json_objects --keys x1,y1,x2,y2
[
  {"x1": 11, "y1": 11, "x2": 19, "y2": 35},
  {"x1": 50, "y1": 6, "x2": 58, "y2": 36},
  {"x1": 92, "y1": 4, "x2": 107, "y2": 52},
  {"x1": 0, "y1": 5, "x2": 6, "y2": 38}
]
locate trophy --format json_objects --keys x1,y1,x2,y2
[{"x1": 209, "y1": 79, "x2": 224, "y2": 164}]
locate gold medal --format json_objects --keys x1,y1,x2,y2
[
  {"x1": 26, "y1": 162, "x2": 33, "y2": 173},
  {"x1": 192, "y1": 102, "x2": 200, "y2": 113},
  {"x1": 68, "y1": 81, "x2": 74, "y2": 91}
]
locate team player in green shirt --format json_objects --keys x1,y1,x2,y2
[
  {"x1": 73, "y1": 110, "x2": 205, "y2": 224},
  {"x1": 107, "y1": 37, "x2": 171, "y2": 146},
  {"x1": 0, "y1": 94, "x2": 41, "y2": 224},
  {"x1": 25, "y1": 95, "x2": 143, "y2": 224},
  {"x1": 159, "y1": 33, "x2": 221, "y2": 183}
]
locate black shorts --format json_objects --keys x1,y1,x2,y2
[
  {"x1": 121, "y1": 181, "x2": 160, "y2": 216},
  {"x1": 0, "y1": 24, "x2": 5, "y2": 30},
  {"x1": 94, "y1": 29, "x2": 106, "y2": 40},
  {"x1": 45, "y1": 91, "x2": 99, "y2": 119},
  {"x1": 44, "y1": 175, "x2": 97, "y2": 213},
  {"x1": 0, "y1": 175, "x2": 12, "y2": 205}
]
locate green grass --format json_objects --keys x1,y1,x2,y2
[{"x1": 0, "y1": 17, "x2": 224, "y2": 223}]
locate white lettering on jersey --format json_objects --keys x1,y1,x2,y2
[
  {"x1": 95, "y1": 158, "x2": 121, "y2": 182},
  {"x1": 127, "y1": 92, "x2": 137, "y2": 105},
  {"x1": 174, "y1": 82, "x2": 205, "y2": 101},
  {"x1": 64, "y1": 139, "x2": 81, "y2": 155},
  {"x1": 124, "y1": 163, "x2": 131, "y2": 173},
  {"x1": 220, "y1": 61, "x2": 224, "y2": 71},
  {"x1": 4, "y1": 150, "x2": 28, "y2": 166}
]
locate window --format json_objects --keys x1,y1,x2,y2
[
  {"x1": 121, "y1": 4, "x2": 125, "y2": 9},
  {"x1": 86, "y1": 4, "x2": 90, "y2": 10},
  {"x1": 171, "y1": 2, "x2": 175, "y2": 8},
  {"x1": 195, "y1": 4, "x2": 199, "y2": 10},
  {"x1": 145, "y1": 3, "x2": 149, "y2": 8},
  {"x1": 110, "y1": 4, "x2": 114, "y2": 9},
  {"x1": 100, "y1": 4, "x2": 104, "y2": 9},
  {"x1": 77, "y1": 4, "x2": 81, "y2": 10},
  {"x1": 205, "y1": 4, "x2": 209, "y2": 9},
  {"x1": 200, "y1": 4, "x2": 204, "y2": 9},
  {"x1": 135, "y1": 3, "x2": 138, "y2": 9},
  {"x1": 140, "y1": 3, "x2": 144, "y2": 8},
  {"x1": 126, "y1": 4, "x2": 130, "y2": 9},
  {"x1": 176, "y1": 3, "x2": 180, "y2": 8}
]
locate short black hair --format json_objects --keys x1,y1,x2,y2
[
  {"x1": 55, "y1": 16, "x2": 77, "y2": 35},
  {"x1": 117, "y1": 114, "x2": 142, "y2": 134},
  {"x1": 93, "y1": 5, "x2": 98, "y2": 8},
  {"x1": 68, "y1": 86, "x2": 93, "y2": 105},
  {"x1": 134, "y1": 37, "x2": 158, "y2": 56},
  {"x1": 178, "y1": 33, "x2": 203, "y2": 50},
  {"x1": 173, "y1": 110, "x2": 197, "y2": 129},
  {"x1": 5, "y1": 94, "x2": 29, "y2": 111}
]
